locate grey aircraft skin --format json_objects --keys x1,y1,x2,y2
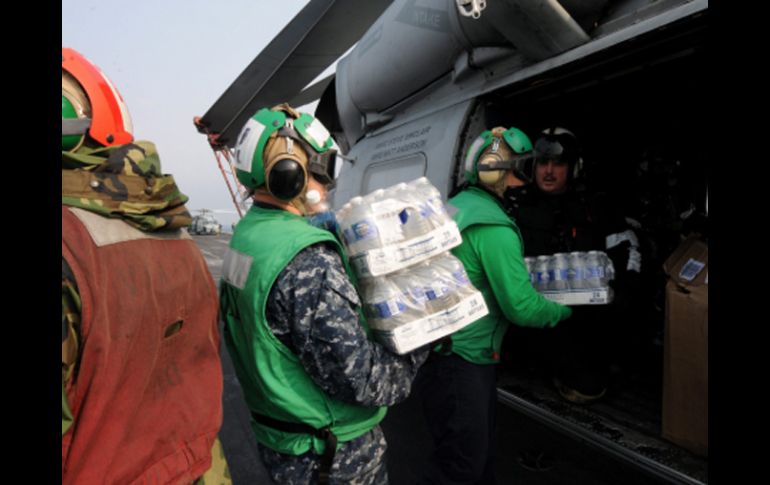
[{"x1": 196, "y1": 1, "x2": 709, "y2": 483}]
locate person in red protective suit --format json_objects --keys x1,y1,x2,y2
[{"x1": 61, "y1": 47, "x2": 230, "y2": 485}]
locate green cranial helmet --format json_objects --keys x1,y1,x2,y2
[
  {"x1": 463, "y1": 126, "x2": 534, "y2": 184},
  {"x1": 233, "y1": 108, "x2": 287, "y2": 190},
  {"x1": 233, "y1": 105, "x2": 335, "y2": 192},
  {"x1": 61, "y1": 93, "x2": 82, "y2": 151}
]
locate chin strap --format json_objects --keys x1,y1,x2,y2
[
  {"x1": 492, "y1": 177, "x2": 509, "y2": 198},
  {"x1": 289, "y1": 197, "x2": 309, "y2": 215},
  {"x1": 253, "y1": 187, "x2": 317, "y2": 216}
]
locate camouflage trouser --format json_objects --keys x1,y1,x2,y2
[
  {"x1": 259, "y1": 426, "x2": 389, "y2": 485},
  {"x1": 192, "y1": 438, "x2": 232, "y2": 485}
]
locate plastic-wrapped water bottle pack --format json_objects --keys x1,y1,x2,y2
[
  {"x1": 336, "y1": 178, "x2": 488, "y2": 353},
  {"x1": 524, "y1": 251, "x2": 615, "y2": 305}
]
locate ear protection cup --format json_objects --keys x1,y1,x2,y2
[
  {"x1": 260, "y1": 133, "x2": 310, "y2": 200},
  {"x1": 478, "y1": 167, "x2": 504, "y2": 184},
  {"x1": 265, "y1": 158, "x2": 307, "y2": 200},
  {"x1": 479, "y1": 171, "x2": 504, "y2": 184},
  {"x1": 572, "y1": 157, "x2": 584, "y2": 180},
  {"x1": 477, "y1": 135, "x2": 510, "y2": 186}
]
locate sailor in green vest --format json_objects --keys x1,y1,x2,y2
[
  {"x1": 220, "y1": 104, "x2": 429, "y2": 485},
  {"x1": 416, "y1": 126, "x2": 573, "y2": 484}
]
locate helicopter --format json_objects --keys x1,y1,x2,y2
[
  {"x1": 188, "y1": 209, "x2": 223, "y2": 236},
  {"x1": 194, "y1": 1, "x2": 709, "y2": 483}
]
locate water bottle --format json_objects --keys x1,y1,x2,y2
[
  {"x1": 336, "y1": 201, "x2": 351, "y2": 220},
  {"x1": 415, "y1": 261, "x2": 462, "y2": 314},
  {"x1": 340, "y1": 196, "x2": 381, "y2": 255},
  {"x1": 535, "y1": 256, "x2": 551, "y2": 291},
  {"x1": 361, "y1": 275, "x2": 415, "y2": 330},
  {"x1": 393, "y1": 182, "x2": 433, "y2": 240},
  {"x1": 364, "y1": 188, "x2": 387, "y2": 205},
  {"x1": 585, "y1": 251, "x2": 605, "y2": 288},
  {"x1": 411, "y1": 177, "x2": 450, "y2": 228},
  {"x1": 390, "y1": 268, "x2": 429, "y2": 317},
  {"x1": 336, "y1": 201, "x2": 353, "y2": 252},
  {"x1": 548, "y1": 253, "x2": 569, "y2": 291},
  {"x1": 567, "y1": 252, "x2": 588, "y2": 289},
  {"x1": 431, "y1": 253, "x2": 475, "y2": 298},
  {"x1": 524, "y1": 257, "x2": 536, "y2": 287}
]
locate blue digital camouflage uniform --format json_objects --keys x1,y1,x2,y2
[{"x1": 259, "y1": 242, "x2": 429, "y2": 485}]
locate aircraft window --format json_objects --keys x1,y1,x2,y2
[{"x1": 361, "y1": 153, "x2": 427, "y2": 194}]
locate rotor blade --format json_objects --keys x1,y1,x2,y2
[
  {"x1": 289, "y1": 74, "x2": 335, "y2": 109},
  {"x1": 198, "y1": 0, "x2": 392, "y2": 147}
]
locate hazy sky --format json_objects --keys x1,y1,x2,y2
[{"x1": 62, "y1": 0, "x2": 318, "y2": 229}]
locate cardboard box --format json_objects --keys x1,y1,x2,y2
[
  {"x1": 371, "y1": 291, "x2": 488, "y2": 354},
  {"x1": 661, "y1": 234, "x2": 708, "y2": 456}
]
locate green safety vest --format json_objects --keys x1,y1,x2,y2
[
  {"x1": 446, "y1": 187, "x2": 524, "y2": 364},
  {"x1": 219, "y1": 206, "x2": 387, "y2": 456}
]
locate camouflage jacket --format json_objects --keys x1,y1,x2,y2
[
  {"x1": 258, "y1": 243, "x2": 429, "y2": 484},
  {"x1": 62, "y1": 141, "x2": 192, "y2": 231},
  {"x1": 62, "y1": 142, "x2": 230, "y2": 484}
]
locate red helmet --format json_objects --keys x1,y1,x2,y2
[{"x1": 62, "y1": 48, "x2": 133, "y2": 150}]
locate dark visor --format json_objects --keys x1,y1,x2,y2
[{"x1": 534, "y1": 155, "x2": 568, "y2": 165}]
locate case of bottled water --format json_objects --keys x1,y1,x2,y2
[
  {"x1": 336, "y1": 178, "x2": 462, "y2": 277},
  {"x1": 338, "y1": 179, "x2": 490, "y2": 353},
  {"x1": 360, "y1": 252, "x2": 489, "y2": 353},
  {"x1": 531, "y1": 251, "x2": 615, "y2": 305}
]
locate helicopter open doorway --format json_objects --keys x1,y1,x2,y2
[{"x1": 194, "y1": 1, "x2": 709, "y2": 482}]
